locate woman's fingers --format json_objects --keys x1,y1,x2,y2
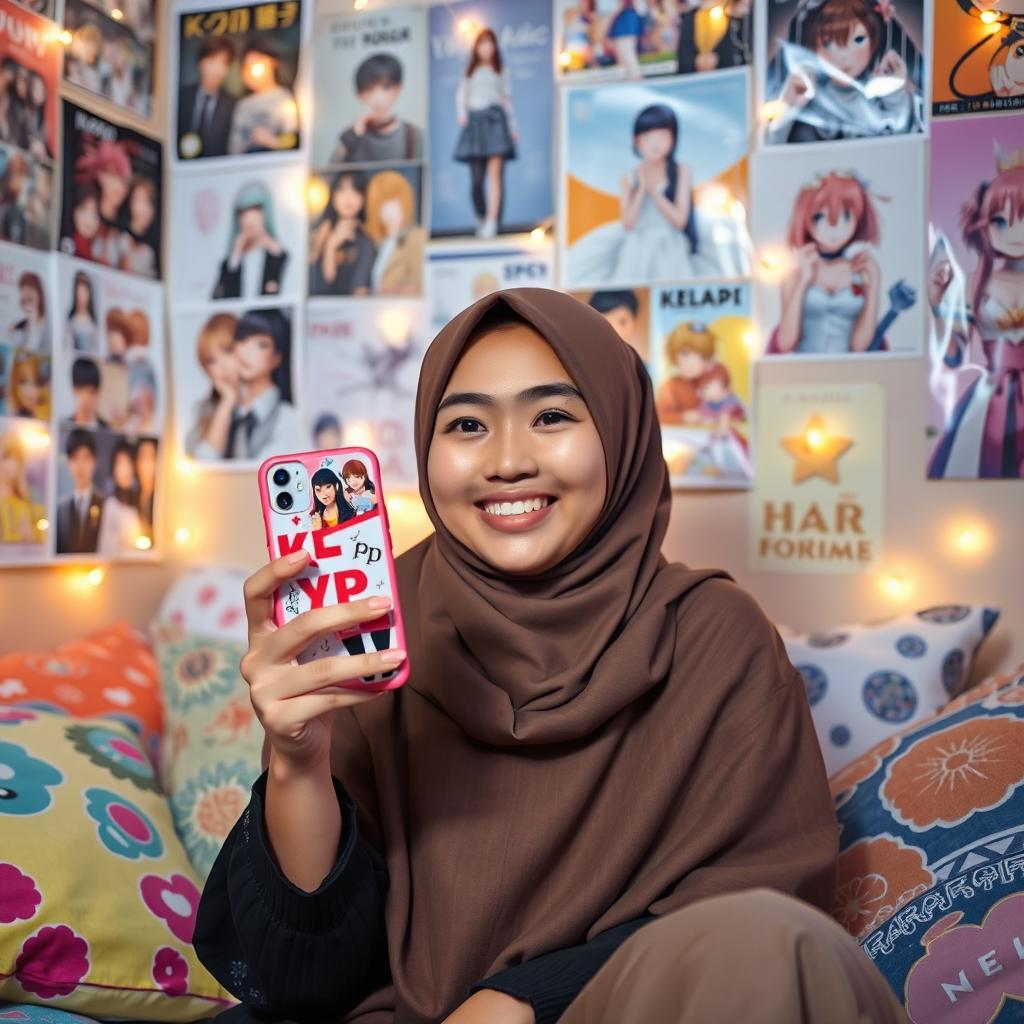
[
  {"x1": 243, "y1": 548, "x2": 312, "y2": 644},
  {"x1": 255, "y1": 596, "x2": 394, "y2": 665},
  {"x1": 266, "y1": 648, "x2": 405, "y2": 701},
  {"x1": 262, "y1": 690, "x2": 387, "y2": 735}
]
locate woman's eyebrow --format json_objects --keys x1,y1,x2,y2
[{"x1": 436, "y1": 382, "x2": 584, "y2": 414}]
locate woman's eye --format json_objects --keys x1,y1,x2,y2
[
  {"x1": 853, "y1": 32, "x2": 867, "y2": 45},
  {"x1": 992, "y1": 216, "x2": 1009, "y2": 231},
  {"x1": 811, "y1": 212, "x2": 825, "y2": 225},
  {"x1": 447, "y1": 417, "x2": 485, "y2": 434},
  {"x1": 536, "y1": 409, "x2": 573, "y2": 427}
]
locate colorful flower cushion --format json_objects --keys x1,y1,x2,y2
[
  {"x1": 0, "y1": 623, "x2": 163, "y2": 762},
  {"x1": 829, "y1": 663, "x2": 1024, "y2": 1022},
  {"x1": 0, "y1": 1004, "x2": 103, "y2": 1022},
  {"x1": 154, "y1": 567, "x2": 249, "y2": 644},
  {"x1": 0, "y1": 709, "x2": 236, "y2": 1020},
  {"x1": 152, "y1": 626, "x2": 263, "y2": 882},
  {"x1": 783, "y1": 604, "x2": 1000, "y2": 775}
]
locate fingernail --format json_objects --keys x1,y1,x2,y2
[
  {"x1": 368, "y1": 596, "x2": 392, "y2": 609},
  {"x1": 380, "y1": 649, "x2": 406, "y2": 663},
  {"x1": 287, "y1": 549, "x2": 309, "y2": 564}
]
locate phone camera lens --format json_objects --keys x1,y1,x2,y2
[
  {"x1": 276, "y1": 492, "x2": 293, "y2": 511},
  {"x1": 272, "y1": 468, "x2": 290, "y2": 487}
]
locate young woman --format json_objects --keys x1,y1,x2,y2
[
  {"x1": 776, "y1": 171, "x2": 883, "y2": 355},
  {"x1": 341, "y1": 458, "x2": 377, "y2": 515},
  {"x1": 454, "y1": 28, "x2": 517, "y2": 240},
  {"x1": 8, "y1": 351, "x2": 50, "y2": 420},
  {"x1": 603, "y1": 0, "x2": 645, "y2": 79},
  {"x1": 185, "y1": 312, "x2": 240, "y2": 460},
  {"x1": 194, "y1": 288, "x2": 906, "y2": 1024},
  {"x1": 97, "y1": 439, "x2": 142, "y2": 556},
  {"x1": 768, "y1": 0, "x2": 923, "y2": 144},
  {"x1": 0, "y1": 428, "x2": 35, "y2": 545},
  {"x1": 928, "y1": 154, "x2": 1024, "y2": 479},
  {"x1": 364, "y1": 171, "x2": 426, "y2": 296},
  {"x1": 120, "y1": 175, "x2": 159, "y2": 279},
  {"x1": 308, "y1": 171, "x2": 376, "y2": 297},
  {"x1": 64, "y1": 270, "x2": 99, "y2": 354},
  {"x1": 10, "y1": 270, "x2": 47, "y2": 353},
  {"x1": 213, "y1": 181, "x2": 289, "y2": 300},
  {"x1": 73, "y1": 139, "x2": 132, "y2": 268},
  {"x1": 309, "y1": 464, "x2": 355, "y2": 531},
  {"x1": 569, "y1": 103, "x2": 706, "y2": 286}
]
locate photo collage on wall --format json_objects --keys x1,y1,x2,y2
[{"x1": 0, "y1": 0, "x2": 166, "y2": 568}]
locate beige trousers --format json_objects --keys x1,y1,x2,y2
[{"x1": 558, "y1": 888, "x2": 908, "y2": 1023}]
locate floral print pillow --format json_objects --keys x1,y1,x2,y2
[
  {"x1": 829, "y1": 663, "x2": 1024, "y2": 1023},
  {"x1": 153, "y1": 627, "x2": 263, "y2": 882},
  {"x1": 0, "y1": 709, "x2": 235, "y2": 1019}
]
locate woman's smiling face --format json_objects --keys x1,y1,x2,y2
[{"x1": 426, "y1": 319, "x2": 607, "y2": 577}]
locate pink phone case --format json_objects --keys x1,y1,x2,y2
[{"x1": 257, "y1": 446, "x2": 409, "y2": 692}]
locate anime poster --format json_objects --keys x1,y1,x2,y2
[
  {"x1": 749, "y1": 382, "x2": 884, "y2": 574},
  {"x1": 307, "y1": 165, "x2": 425, "y2": 298},
  {"x1": 311, "y1": 6, "x2": 427, "y2": 169},
  {"x1": 760, "y1": 0, "x2": 926, "y2": 145},
  {"x1": 652, "y1": 282, "x2": 753, "y2": 488},
  {"x1": 64, "y1": 0, "x2": 153, "y2": 119},
  {"x1": 558, "y1": 1, "x2": 751, "y2": 80},
  {"x1": 569, "y1": 286, "x2": 651, "y2": 366},
  {"x1": 0, "y1": 0, "x2": 61, "y2": 161},
  {"x1": 0, "y1": 241, "x2": 52, "y2": 422},
  {"x1": 58, "y1": 102, "x2": 163, "y2": 280},
  {"x1": 0, "y1": 415, "x2": 50, "y2": 563},
  {"x1": 172, "y1": 302, "x2": 303, "y2": 466},
  {"x1": 0, "y1": 140, "x2": 52, "y2": 249},
  {"x1": 427, "y1": 244, "x2": 554, "y2": 329},
  {"x1": 750, "y1": 138, "x2": 925, "y2": 358},
  {"x1": 54, "y1": 423, "x2": 159, "y2": 557},
  {"x1": 562, "y1": 71, "x2": 751, "y2": 289},
  {"x1": 927, "y1": 118, "x2": 1024, "y2": 480},
  {"x1": 303, "y1": 301, "x2": 426, "y2": 489},
  {"x1": 53, "y1": 256, "x2": 164, "y2": 443},
  {"x1": 170, "y1": 163, "x2": 305, "y2": 303},
  {"x1": 173, "y1": 0, "x2": 304, "y2": 161},
  {"x1": 933, "y1": 2, "x2": 1024, "y2": 115},
  {"x1": 427, "y1": 0, "x2": 555, "y2": 240}
]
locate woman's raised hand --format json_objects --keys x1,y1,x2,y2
[{"x1": 241, "y1": 549, "x2": 403, "y2": 773}]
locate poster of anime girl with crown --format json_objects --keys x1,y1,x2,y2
[
  {"x1": 760, "y1": 0, "x2": 926, "y2": 145},
  {"x1": 927, "y1": 117, "x2": 1024, "y2": 479},
  {"x1": 751, "y1": 137, "x2": 925, "y2": 358},
  {"x1": 933, "y1": 0, "x2": 1024, "y2": 115}
]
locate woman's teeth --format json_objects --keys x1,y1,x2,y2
[{"x1": 483, "y1": 496, "x2": 550, "y2": 517}]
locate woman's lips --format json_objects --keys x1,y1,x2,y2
[{"x1": 476, "y1": 497, "x2": 557, "y2": 534}]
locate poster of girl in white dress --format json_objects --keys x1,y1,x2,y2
[
  {"x1": 750, "y1": 137, "x2": 925, "y2": 359},
  {"x1": 0, "y1": 242, "x2": 51, "y2": 423},
  {"x1": 561, "y1": 70, "x2": 751, "y2": 289},
  {"x1": 170, "y1": 163, "x2": 306, "y2": 303},
  {"x1": 927, "y1": 117, "x2": 1024, "y2": 480}
]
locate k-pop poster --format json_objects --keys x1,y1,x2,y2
[
  {"x1": 760, "y1": 0, "x2": 926, "y2": 145},
  {"x1": 307, "y1": 165, "x2": 425, "y2": 298},
  {"x1": 54, "y1": 424, "x2": 160, "y2": 558},
  {"x1": 569, "y1": 285, "x2": 651, "y2": 366},
  {"x1": 653, "y1": 281, "x2": 753, "y2": 489},
  {"x1": 53, "y1": 256, "x2": 165, "y2": 440},
  {"x1": 932, "y1": 0, "x2": 1024, "y2": 116},
  {"x1": 0, "y1": 415, "x2": 50, "y2": 563},
  {"x1": 311, "y1": 6, "x2": 427, "y2": 169},
  {"x1": 171, "y1": 163, "x2": 305, "y2": 303},
  {"x1": 561, "y1": 71, "x2": 751, "y2": 289},
  {"x1": 174, "y1": 0, "x2": 304, "y2": 160},
  {"x1": 427, "y1": 244, "x2": 554, "y2": 330},
  {"x1": 751, "y1": 138, "x2": 925, "y2": 359},
  {"x1": 173, "y1": 302, "x2": 304, "y2": 466},
  {"x1": 0, "y1": 141, "x2": 51, "y2": 249},
  {"x1": 59, "y1": 102, "x2": 163, "y2": 280},
  {"x1": 304, "y1": 300, "x2": 426, "y2": 488},
  {"x1": 64, "y1": 0, "x2": 153, "y2": 119},
  {"x1": 0, "y1": 241, "x2": 52, "y2": 422},
  {"x1": 926, "y1": 118, "x2": 1024, "y2": 480},
  {"x1": 428, "y1": 0, "x2": 555, "y2": 240},
  {"x1": 0, "y1": 0, "x2": 61, "y2": 160}
]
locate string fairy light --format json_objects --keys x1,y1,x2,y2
[
  {"x1": 175, "y1": 527, "x2": 192, "y2": 545},
  {"x1": 879, "y1": 572, "x2": 912, "y2": 600}
]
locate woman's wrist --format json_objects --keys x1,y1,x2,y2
[{"x1": 269, "y1": 746, "x2": 332, "y2": 785}]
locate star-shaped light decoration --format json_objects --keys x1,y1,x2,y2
[{"x1": 781, "y1": 414, "x2": 853, "y2": 484}]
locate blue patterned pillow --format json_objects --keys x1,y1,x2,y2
[
  {"x1": 829, "y1": 664, "x2": 1024, "y2": 1021},
  {"x1": 783, "y1": 605, "x2": 1000, "y2": 775}
]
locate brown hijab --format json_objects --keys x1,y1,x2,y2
[{"x1": 329, "y1": 288, "x2": 838, "y2": 1023}]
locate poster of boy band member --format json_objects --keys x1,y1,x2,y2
[
  {"x1": 312, "y1": 6, "x2": 426, "y2": 168},
  {"x1": 0, "y1": 0, "x2": 61, "y2": 161},
  {"x1": 59, "y1": 102, "x2": 163, "y2": 280},
  {"x1": 64, "y1": 0, "x2": 153, "y2": 119},
  {"x1": 175, "y1": 0, "x2": 304, "y2": 161}
]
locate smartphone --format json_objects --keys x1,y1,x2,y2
[{"x1": 257, "y1": 446, "x2": 409, "y2": 692}]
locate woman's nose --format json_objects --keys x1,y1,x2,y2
[{"x1": 485, "y1": 425, "x2": 539, "y2": 480}]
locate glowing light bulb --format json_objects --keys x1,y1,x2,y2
[
  {"x1": 880, "y1": 573, "x2": 910, "y2": 600},
  {"x1": 761, "y1": 99, "x2": 786, "y2": 123},
  {"x1": 306, "y1": 177, "x2": 329, "y2": 213},
  {"x1": 57, "y1": 29, "x2": 73, "y2": 45},
  {"x1": 175, "y1": 527, "x2": 191, "y2": 545},
  {"x1": 949, "y1": 520, "x2": 992, "y2": 557},
  {"x1": 742, "y1": 328, "x2": 759, "y2": 353},
  {"x1": 558, "y1": 50, "x2": 572, "y2": 68},
  {"x1": 377, "y1": 307, "x2": 413, "y2": 346},
  {"x1": 177, "y1": 457, "x2": 197, "y2": 476},
  {"x1": 709, "y1": 4, "x2": 725, "y2": 19},
  {"x1": 135, "y1": 535, "x2": 153, "y2": 551},
  {"x1": 110, "y1": 7, "x2": 123, "y2": 18},
  {"x1": 36, "y1": 517, "x2": 49, "y2": 532},
  {"x1": 354, "y1": 0, "x2": 369, "y2": 8},
  {"x1": 530, "y1": 226, "x2": 546, "y2": 242},
  {"x1": 250, "y1": 60, "x2": 267, "y2": 79},
  {"x1": 980, "y1": 9, "x2": 998, "y2": 23},
  {"x1": 458, "y1": 17, "x2": 476, "y2": 35},
  {"x1": 20, "y1": 426, "x2": 50, "y2": 450},
  {"x1": 345, "y1": 420, "x2": 374, "y2": 447},
  {"x1": 86, "y1": 568, "x2": 104, "y2": 587},
  {"x1": 757, "y1": 247, "x2": 791, "y2": 280},
  {"x1": 805, "y1": 427, "x2": 826, "y2": 451}
]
